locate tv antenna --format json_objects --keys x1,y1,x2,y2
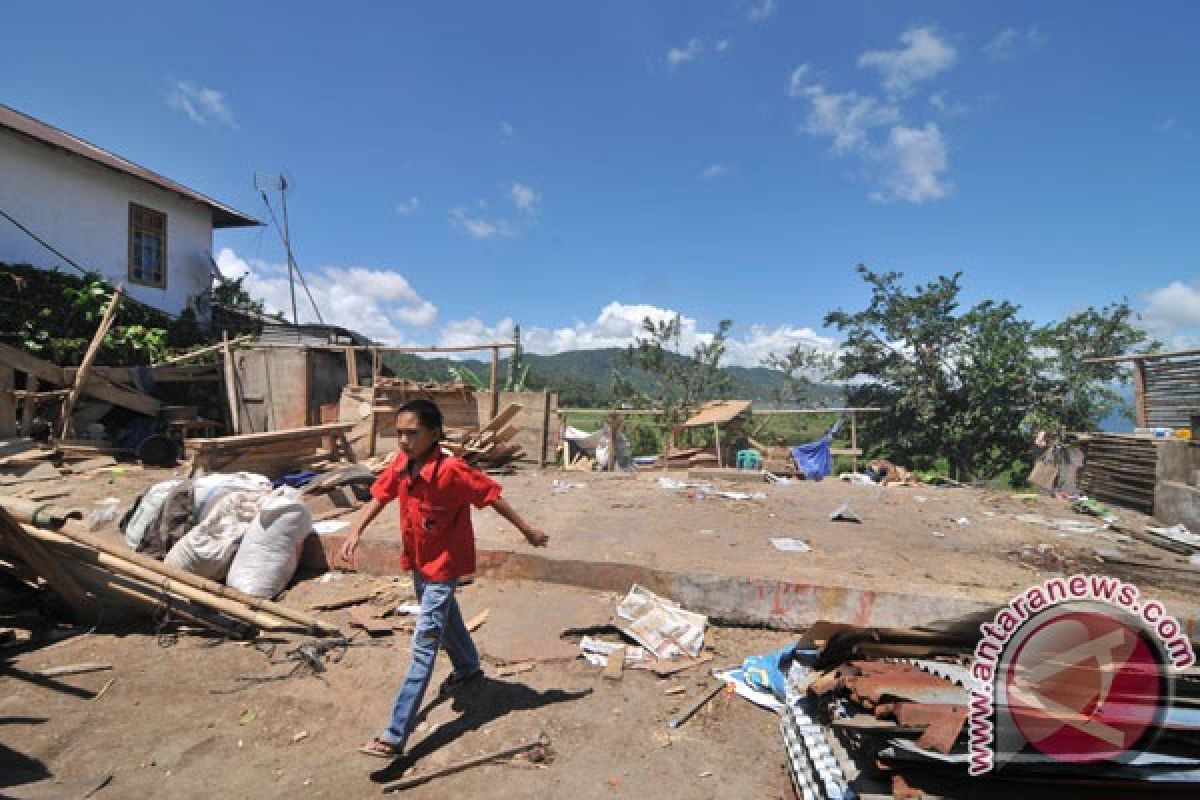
[{"x1": 254, "y1": 171, "x2": 324, "y2": 325}]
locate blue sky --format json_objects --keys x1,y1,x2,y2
[{"x1": 3, "y1": 1, "x2": 1199, "y2": 363}]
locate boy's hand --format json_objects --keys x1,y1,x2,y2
[
  {"x1": 339, "y1": 533, "x2": 361, "y2": 565},
  {"x1": 523, "y1": 529, "x2": 549, "y2": 547}
]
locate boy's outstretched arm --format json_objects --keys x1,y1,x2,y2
[
  {"x1": 490, "y1": 497, "x2": 549, "y2": 547},
  {"x1": 339, "y1": 497, "x2": 388, "y2": 565}
]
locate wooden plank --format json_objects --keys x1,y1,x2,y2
[
  {"x1": 0, "y1": 366, "x2": 15, "y2": 436},
  {"x1": 0, "y1": 508, "x2": 92, "y2": 616},
  {"x1": 155, "y1": 335, "x2": 252, "y2": 365},
  {"x1": 185, "y1": 422, "x2": 356, "y2": 450},
  {"x1": 21, "y1": 377, "x2": 38, "y2": 432},
  {"x1": 539, "y1": 387, "x2": 551, "y2": 468},
  {"x1": 481, "y1": 403, "x2": 523, "y2": 434},
  {"x1": 60, "y1": 288, "x2": 124, "y2": 438},
  {"x1": 78, "y1": 376, "x2": 159, "y2": 416},
  {"x1": 0, "y1": 343, "x2": 66, "y2": 384},
  {"x1": 222, "y1": 333, "x2": 241, "y2": 435},
  {"x1": 489, "y1": 347, "x2": 500, "y2": 422},
  {"x1": 602, "y1": 646, "x2": 625, "y2": 680}
]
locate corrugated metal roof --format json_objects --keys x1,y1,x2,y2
[
  {"x1": 681, "y1": 399, "x2": 753, "y2": 428},
  {"x1": 1, "y1": 104, "x2": 259, "y2": 229}
]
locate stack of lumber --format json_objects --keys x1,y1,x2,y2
[
  {"x1": 444, "y1": 403, "x2": 526, "y2": 468},
  {"x1": 0, "y1": 505, "x2": 339, "y2": 639},
  {"x1": 664, "y1": 446, "x2": 708, "y2": 469},
  {"x1": 1078, "y1": 433, "x2": 1160, "y2": 513},
  {"x1": 184, "y1": 422, "x2": 357, "y2": 477}
]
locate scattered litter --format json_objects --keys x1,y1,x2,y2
[
  {"x1": 664, "y1": 685, "x2": 687, "y2": 695},
  {"x1": 839, "y1": 472, "x2": 874, "y2": 485},
  {"x1": 715, "y1": 644, "x2": 796, "y2": 713},
  {"x1": 496, "y1": 661, "x2": 537, "y2": 677},
  {"x1": 239, "y1": 708, "x2": 257, "y2": 725},
  {"x1": 395, "y1": 603, "x2": 422, "y2": 615},
  {"x1": 698, "y1": 529, "x2": 715, "y2": 535},
  {"x1": 764, "y1": 472, "x2": 793, "y2": 484},
  {"x1": 769, "y1": 538, "x2": 812, "y2": 553},
  {"x1": 551, "y1": 479, "x2": 587, "y2": 493},
  {"x1": 615, "y1": 584, "x2": 706, "y2": 660},
  {"x1": 312, "y1": 519, "x2": 349, "y2": 534},
  {"x1": 87, "y1": 497, "x2": 122, "y2": 530},
  {"x1": 956, "y1": 517, "x2": 971, "y2": 527},
  {"x1": 579, "y1": 635, "x2": 646, "y2": 668},
  {"x1": 466, "y1": 609, "x2": 491, "y2": 632},
  {"x1": 36, "y1": 662, "x2": 112, "y2": 678},
  {"x1": 1146, "y1": 523, "x2": 1200, "y2": 549},
  {"x1": 914, "y1": 495, "x2": 927, "y2": 503},
  {"x1": 829, "y1": 502, "x2": 861, "y2": 524},
  {"x1": 292, "y1": 730, "x2": 309, "y2": 743},
  {"x1": 715, "y1": 490, "x2": 767, "y2": 500},
  {"x1": 931, "y1": 531, "x2": 946, "y2": 538}
]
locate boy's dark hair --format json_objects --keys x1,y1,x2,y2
[{"x1": 398, "y1": 398, "x2": 444, "y2": 432}]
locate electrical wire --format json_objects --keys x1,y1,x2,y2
[{"x1": 0, "y1": 205, "x2": 90, "y2": 276}]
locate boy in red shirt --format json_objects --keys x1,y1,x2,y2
[{"x1": 340, "y1": 399, "x2": 547, "y2": 758}]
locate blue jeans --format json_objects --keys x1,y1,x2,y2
[{"x1": 381, "y1": 573, "x2": 480, "y2": 749}]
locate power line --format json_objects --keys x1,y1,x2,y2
[{"x1": 0, "y1": 205, "x2": 90, "y2": 276}]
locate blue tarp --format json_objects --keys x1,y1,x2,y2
[{"x1": 791, "y1": 436, "x2": 832, "y2": 480}]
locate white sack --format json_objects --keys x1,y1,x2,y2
[{"x1": 225, "y1": 488, "x2": 312, "y2": 598}]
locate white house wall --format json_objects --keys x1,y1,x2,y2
[{"x1": 0, "y1": 127, "x2": 214, "y2": 316}]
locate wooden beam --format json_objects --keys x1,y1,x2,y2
[
  {"x1": 1083, "y1": 348, "x2": 1200, "y2": 364},
  {"x1": 21, "y1": 377, "x2": 38, "y2": 432},
  {"x1": 1133, "y1": 361, "x2": 1147, "y2": 429},
  {"x1": 0, "y1": 508, "x2": 92, "y2": 617},
  {"x1": 60, "y1": 288, "x2": 124, "y2": 438},
  {"x1": 539, "y1": 388, "x2": 551, "y2": 468},
  {"x1": 221, "y1": 333, "x2": 241, "y2": 435},
  {"x1": 751, "y1": 407, "x2": 885, "y2": 415},
  {"x1": 0, "y1": 367, "x2": 15, "y2": 436},
  {"x1": 154, "y1": 335, "x2": 252, "y2": 365},
  {"x1": 0, "y1": 342, "x2": 66, "y2": 385},
  {"x1": 489, "y1": 346, "x2": 500, "y2": 422},
  {"x1": 345, "y1": 346, "x2": 358, "y2": 387},
  {"x1": 185, "y1": 422, "x2": 356, "y2": 450}
]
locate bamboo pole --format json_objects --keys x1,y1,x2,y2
[
  {"x1": 60, "y1": 287, "x2": 124, "y2": 439},
  {"x1": 34, "y1": 521, "x2": 339, "y2": 635},
  {"x1": 155, "y1": 335, "x2": 252, "y2": 366},
  {"x1": 20, "y1": 525, "x2": 306, "y2": 632},
  {"x1": 489, "y1": 346, "x2": 500, "y2": 422}
]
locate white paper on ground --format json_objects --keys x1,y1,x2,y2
[
  {"x1": 312, "y1": 520, "x2": 349, "y2": 534},
  {"x1": 769, "y1": 538, "x2": 811, "y2": 553},
  {"x1": 616, "y1": 584, "x2": 706, "y2": 659}
]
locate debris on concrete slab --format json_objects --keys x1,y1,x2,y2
[
  {"x1": 615, "y1": 584, "x2": 706, "y2": 660},
  {"x1": 828, "y1": 502, "x2": 861, "y2": 523},
  {"x1": 769, "y1": 538, "x2": 812, "y2": 553}
]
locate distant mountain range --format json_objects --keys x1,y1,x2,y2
[{"x1": 382, "y1": 347, "x2": 844, "y2": 407}]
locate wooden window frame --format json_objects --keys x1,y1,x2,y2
[{"x1": 128, "y1": 202, "x2": 167, "y2": 289}]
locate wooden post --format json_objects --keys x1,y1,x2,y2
[
  {"x1": 850, "y1": 412, "x2": 858, "y2": 473},
  {"x1": 539, "y1": 388, "x2": 551, "y2": 468},
  {"x1": 489, "y1": 346, "x2": 500, "y2": 422},
  {"x1": 1133, "y1": 361, "x2": 1147, "y2": 428},
  {"x1": 713, "y1": 422, "x2": 723, "y2": 468},
  {"x1": 21, "y1": 377, "x2": 38, "y2": 433},
  {"x1": 345, "y1": 346, "x2": 358, "y2": 387},
  {"x1": 0, "y1": 366, "x2": 15, "y2": 436},
  {"x1": 371, "y1": 348, "x2": 380, "y2": 385},
  {"x1": 59, "y1": 287, "x2": 123, "y2": 439},
  {"x1": 221, "y1": 332, "x2": 241, "y2": 435}
]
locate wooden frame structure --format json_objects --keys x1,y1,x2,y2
[{"x1": 1083, "y1": 348, "x2": 1200, "y2": 430}]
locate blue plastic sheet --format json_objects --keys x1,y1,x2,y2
[{"x1": 791, "y1": 436, "x2": 832, "y2": 480}]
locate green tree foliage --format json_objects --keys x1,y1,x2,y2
[
  {"x1": 615, "y1": 314, "x2": 733, "y2": 426},
  {"x1": 826, "y1": 265, "x2": 1153, "y2": 480},
  {"x1": 761, "y1": 345, "x2": 836, "y2": 408}
]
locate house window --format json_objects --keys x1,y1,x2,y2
[{"x1": 128, "y1": 203, "x2": 167, "y2": 288}]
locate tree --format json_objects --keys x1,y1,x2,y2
[
  {"x1": 615, "y1": 314, "x2": 733, "y2": 426},
  {"x1": 1030, "y1": 302, "x2": 1158, "y2": 435},
  {"x1": 827, "y1": 266, "x2": 1155, "y2": 480},
  {"x1": 761, "y1": 345, "x2": 835, "y2": 408}
]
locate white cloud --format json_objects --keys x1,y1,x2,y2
[
  {"x1": 747, "y1": 0, "x2": 777, "y2": 23},
  {"x1": 500, "y1": 121, "x2": 515, "y2": 138},
  {"x1": 929, "y1": 91, "x2": 969, "y2": 117},
  {"x1": 395, "y1": 196, "x2": 420, "y2": 216},
  {"x1": 873, "y1": 123, "x2": 951, "y2": 204},
  {"x1": 715, "y1": 39, "x2": 731, "y2": 53},
  {"x1": 439, "y1": 302, "x2": 836, "y2": 367},
  {"x1": 702, "y1": 163, "x2": 732, "y2": 180},
  {"x1": 215, "y1": 248, "x2": 438, "y2": 342},
  {"x1": 984, "y1": 25, "x2": 1045, "y2": 61},
  {"x1": 799, "y1": 83, "x2": 900, "y2": 154},
  {"x1": 166, "y1": 80, "x2": 237, "y2": 128},
  {"x1": 510, "y1": 182, "x2": 541, "y2": 214},
  {"x1": 858, "y1": 26, "x2": 956, "y2": 96},
  {"x1": 449, "y1": 207, "x2": 515, "y2": 240},
  {"x1": 1144, "y1": 281, "x2": 1200, "y2": 328},
  {"x1": 667, "y1": 38, "x2": 704, "y2": 69}
]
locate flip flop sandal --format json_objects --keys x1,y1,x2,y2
[{"x1": 357, "y1": 737, "x2": 402, "y2": 758}]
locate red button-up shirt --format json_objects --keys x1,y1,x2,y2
[{"x1": 369, "y1": 449, "x2": 501, "y2": 582}]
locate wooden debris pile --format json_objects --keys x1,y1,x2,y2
[
  {"x1": 442, "y1": 403, "x2": 526, "y2": 470},
  {"x1": 1078, "y1": 433, "x2": 1161, "y2": 513},
  {"x1": 184, "y1": 422, "x2": 358, "y2": 478},
  {"x1": 0, "y1": 503, "x2": 338, "y2": 639}
]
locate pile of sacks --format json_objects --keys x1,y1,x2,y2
[{"x1": 121, "y1": 473, "x2": 312, "y2": 599}]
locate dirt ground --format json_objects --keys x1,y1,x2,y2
[
  {"x1": 4, "y1": 461, "x2": 1199, "y2": 798},
  {"x1": 3, "y1": 578, "x2": 793, "y2": 799}
]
